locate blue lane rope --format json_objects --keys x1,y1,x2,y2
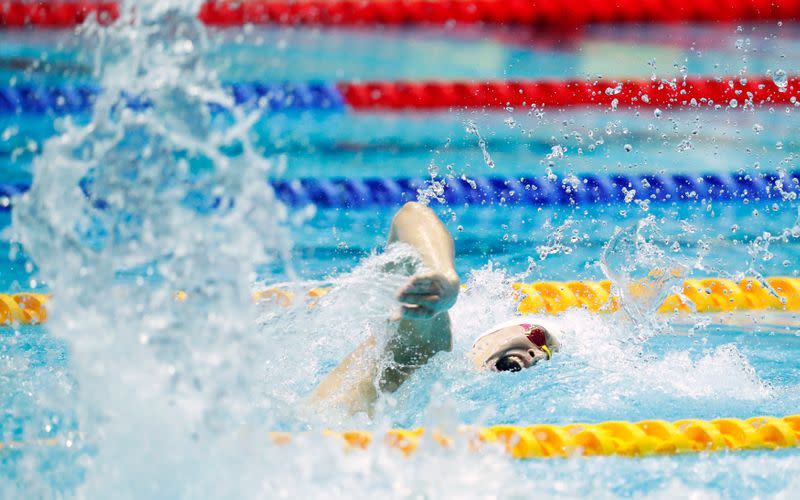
[
  {"x1": 1, "y1": 171, "x2": 797, "y2": 210},
  {"x1": 0, "y1": 82, "x2": 345, "y2": 115}
]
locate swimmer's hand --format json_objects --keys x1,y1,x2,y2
[{"x1": 396, "y1": 271, "x2": 460, "y2": 319}]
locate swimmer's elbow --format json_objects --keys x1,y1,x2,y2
[
  {"x1": 394, "y1": 201, "x2": 432, "y2": 222},
  {"x1": 391, "y1": 202, "x2": 440, "y2": 232},
  {"x1": 390, "y1": 202, "x2": 430, "y2": 241}
]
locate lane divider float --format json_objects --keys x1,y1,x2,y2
[
  {"x1": 9, "y1": 415, "x2": 799, "y2": 459},
  {"x1": 269, "y1": 170, "x2": 799, "y2": 207},
  {"x1": 0, "y1": 293, "x2": 49, "y2": 325},
  {"x1": 5, "y1": 276, "x2": 800, "y2": 326},
  {"x1": 1, "y1": 76, "x2": 797, "y2": 115},
  {"x1": 271, "y1": 414, "x2": 800, "y2": 458},
  {"x1": 338, "y1": 77, "x2": 798, "y2": 111},
  {"x1": 1, "y1": 169, "x2": 798, "y2": 210},
  {"x1": 0, "y1": 82, "x2": 343, "y2": 115},
  {"x1": 2, "y1": 0, "x2": 799, "y2": 28},
  {"x1": 512, "y1": 277, "x2": 800, "y2": 315}
]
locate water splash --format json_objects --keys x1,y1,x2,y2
[
  {"x1": 9, "y1": 0, "x2": 291, "y2": 495},
  {"x1": 740, "y1": 206, "x2": 800, "y2": 303},
  {"x1": 600, "y1": 216, "x2": 704, "y2": 336},
  {"x1": 465, "y1": 119, "x2": 495, "y2": 169},
  {"x1": 535, "y1": 216, "x2": 577, "y2": 259}
]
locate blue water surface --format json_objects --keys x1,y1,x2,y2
[{"x1": 0, "y1": 22, "x2": 799, "y2": 499}]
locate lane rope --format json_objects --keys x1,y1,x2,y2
[
  {"x1": 10, "y1": 415, "x2": 799, "y2": 459},
  {"x1": 1, "y1": 76, "x2": 797, "y2": 115},
  {"x1": 269, "y1": 170, "x2": 800, "y2": 207},
  {"x1": 5, "y1": 276, "x2": 800, "y2": 326},
  {"x1": 262, "y1": 276, "x2": 800, "y2": 315},
  {"x1": 2, "y1": 0, "x2": 799, "y2": 28},
  {"x1": 272, "y1": 414, "x2": 800, "y2": 458},
  {"x1": 512, "y1": 277, "x2": 800, "y2": 315},
  {"x1": 0, "y1": 82, "x2": 343, "y2": 115},
  {"x1": 1, "y1": 170, "x2": 798, "y2": 210},
  {"x1": 0, "y1": 293, "x2": 49, "y2": 325},
  {"x1": 337, "y1": 77, "x2": 799, "y2": 111}
]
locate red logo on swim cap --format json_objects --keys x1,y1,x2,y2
[{"x1": 521, "y1": 324, "x2": 547, "y2": 348}]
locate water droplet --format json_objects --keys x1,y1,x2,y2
[
  {"x1": 753, "y1": 123, "x2": 764, "y2": 133},
  {"x1": 773, "y1": 69, "x2": 788, "y2": 91},
  {"x1": 776, "y1": 141, "x2": 784, "y2": 150},
  {"x1": 1, "y1": 126, "x2": 17, "y2": 141},
  {"x1": 623, "y1": 188, "x2": 636, "y2": 203},
  {"x1": 624, "y1": 144, "x2": 633, "y2": 152},
  {"x1": 729, "y1": 99, "x2": 738, "y2": 108},
  {"x1": 654, "y1": 108, "x2": 662, "y2": 118}
]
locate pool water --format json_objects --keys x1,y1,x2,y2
[{"x1": 2, "y1": 9, "x2": 800, "y2": 498}]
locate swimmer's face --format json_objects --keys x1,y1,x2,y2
[{"x1": 469, "y1": 325, "x2": 560, "y2": 372}]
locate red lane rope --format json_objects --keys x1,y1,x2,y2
[
  {"x1": 198, "y1": 0, "x2": 800, "y2": 26},
  {"x1": 338, "y1": 76, "x2": 799, "y2": 110},
  {"x1": 2, "y1": 0, "x2": 800, "y2": 28},
  {"x1": 0, "y1": 1, "x2": 117, "y2": 27}
]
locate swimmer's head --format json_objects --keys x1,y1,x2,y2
[{"x1": 469, "y1": 321, "x2": 562, "y2": 372}]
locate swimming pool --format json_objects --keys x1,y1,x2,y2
[{"x1": 2, "y1": 4, "x2": 800, "y2": 497}]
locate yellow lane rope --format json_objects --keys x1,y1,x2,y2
[
  {"x1": 0, "y1": 293, "x2": 49, "y2": 325},
  {"x1": 13, "y1": 415, "x2": 798, "y2": 459},
  {"x1": 513, "y1": 276, "x2": 800, "y2": 315},
  {"x1": 0, "y1": 437, "x2": 62, "y2": 450},
  {"x1": 256, "y1": 276, "x2": 800, "y2": 315},
  {"x1": 272, "y1": 415, "x2": 800, "y2": 459},
  {"x1": 4, "y1": 276, "x2": 800, "y2": 325}
]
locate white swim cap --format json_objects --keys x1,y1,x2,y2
[{"x1": 472, "y1": 316, "x2": 563, "y2": 348}]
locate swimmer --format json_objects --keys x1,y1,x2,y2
[{"x1": 311, "y1": 202, "x2": 561, "y2": 415}]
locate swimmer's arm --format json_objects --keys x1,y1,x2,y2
[
  {"x1": 387, "y1": 202, "x2": 458, "y2": 374},
  {"x1": 309, "y1": 313, "x2": 452, "y2": 416},
  {"x1": 310, "y1": 202, "x2": 458, "y2": 415},
  {"x1": 389, "y1": 202, "x2": 459, "y2": 314},
  {"x1": 310, "y1": 336, "x2": 380, "y2": 416}
]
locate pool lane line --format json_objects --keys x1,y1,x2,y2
[
  {"x1": 2, "y1": 169, "x2": 796, "y2": 209},
  {"x1": 0, "y1": 82, "x2": 344, "y2": 115},
  {"x1": 1, "y1": 76, "x2": 797, "y2": 115},
  {"x1": 257, "y1": 277, "x2": 800, "y2": 316},
  {"x1": 5, "y1": 277, "x2": 800, "y2": 326},
  {"x1": 273, "y1": 415, "x2": 800, "y2": 458},
  {"x1": 337, "y1": 77, "x2": 798, "y2": 111},
  {"x1": 268, "y1": 171, "x2": 800, "y2": 208},
  {"x1": 1, "y1": 0, "x2": 798, "y2": 28},
  {"x1": 9, "y1": 416, "x2": 799, "y2": 459}
]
